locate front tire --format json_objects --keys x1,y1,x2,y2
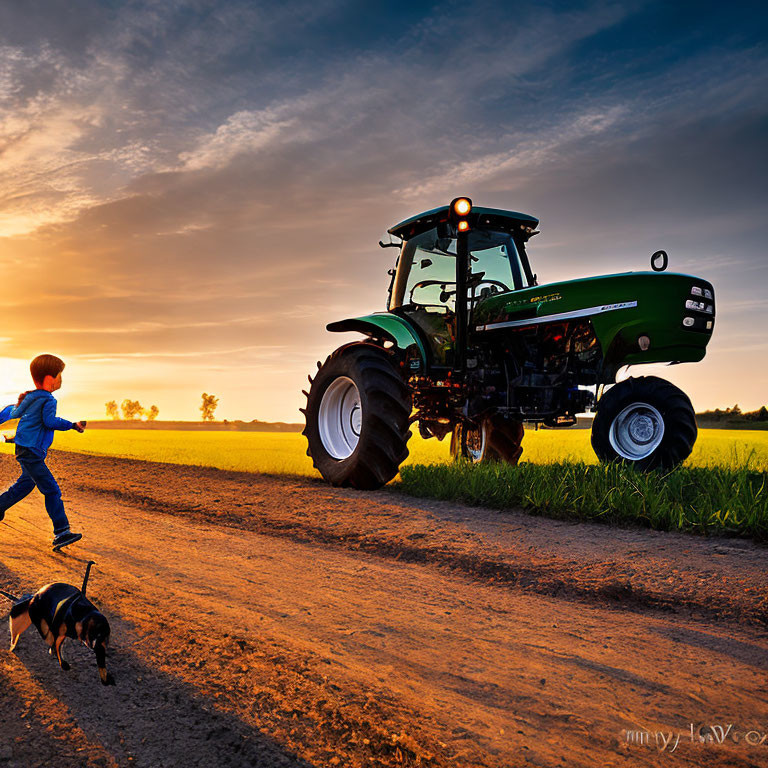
[
  {"x1": 591, "y1": 376, "x2": 697, "y2": 470},
  {"x1": 303, "y1": 344, "x2": 412, "y2": 489}
]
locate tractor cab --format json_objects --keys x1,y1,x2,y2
[{"x1": 386, "y1": 202, "x2": 540, "y2": 366}]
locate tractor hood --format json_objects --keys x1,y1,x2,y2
[{"x1": 473, "y1": 271, "x2": 715, "y2": 369}]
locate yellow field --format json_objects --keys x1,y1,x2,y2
[{"x1": 2, "y1": 427, "x2": 766, "y2": 476}]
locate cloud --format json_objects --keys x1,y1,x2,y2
[
  {"x1": 395, "y1": 106, "x2": 629, "y2": 199},
  {"x1": 178, "y1": 109, "x2": 296, "y2": 171}
]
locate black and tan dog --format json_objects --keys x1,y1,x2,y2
[{"x1": 1, "y1": 561, "x2": 115, "y2": 685}]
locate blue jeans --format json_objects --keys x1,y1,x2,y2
[{"x1": 0, "y1": 446, "x2": 70, "y2": 535}]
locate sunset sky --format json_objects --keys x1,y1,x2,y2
[{"x1": 0, "y1": 1, "x2": 766, "y2": 422}]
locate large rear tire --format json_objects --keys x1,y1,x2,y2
[
  {"x1": 591, "y1": 376, "x2": 697, "y2": 470},
  {"x1": 303, "y1": 344, "x2": 412, "y2": 489},
  {"x1": 450, "y1": 416, "x2": 524, "y2": 464}
]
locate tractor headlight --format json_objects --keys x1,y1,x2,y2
[
  {"x1": 453, "y1": 197, "x2": 472, "y2": 216},
  {"x1": 449, "y1": 197, "x2": 472, "y2": 231},
  {"x1": 685, "y1": 299, "x2": 713, "y2": 313},
  {"x1": 690, "y1": 285, "x2": 713, "y2": 301}
]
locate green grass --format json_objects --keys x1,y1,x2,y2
[
  {"x1": 2, "y1": 426, "x2": 766, "y2": 539},
  {"x1": 399, "y1": 459, "x2": 768, "y2": 541}
]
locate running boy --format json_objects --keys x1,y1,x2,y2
[{"x1": 0, "y1": 354, "x2": 86, "y2": 551}]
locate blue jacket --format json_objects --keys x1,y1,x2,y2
[{"x1": 5, "y1": 390, "x2": 73, "y2": 458}]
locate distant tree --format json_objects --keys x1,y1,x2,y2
[
  {"x1": 105, "y1": 400, "x2": 120, "y2": 420},
  {"x1": 121, "y1": 399, "x2": 144, "y2": 420},
  {"x1": 200, "y1": 392, "x2": 219, "y2": 422},
  {"x1": 698, "y1": 404, "x2": 768, "y2": 426},
  {"x1": 145, "y1": 405, "x2": 159, "y2": 421}
]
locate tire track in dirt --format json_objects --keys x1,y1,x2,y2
[
  {"x1": 29, "y1": 451, "x2": 768, "y2": 629},
  {"x1": 81, "y1": 481, "x2": 766, "y2": 628}
]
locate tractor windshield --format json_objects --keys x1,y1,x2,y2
[
  {"x1": 469, "y1": 229, "x2": 529, "y2": 299},
  {"x1": 389, "y1": 227, "x2": 528, "y2": 311}
]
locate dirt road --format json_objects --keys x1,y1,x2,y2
[{"x1": 1, "y1": 451, "x2": 766, "y2": 768}]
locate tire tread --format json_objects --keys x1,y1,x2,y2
[{"x1": 303, "y1": 344, "x2": 412, "y2": 489}]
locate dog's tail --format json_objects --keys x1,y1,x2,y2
[
  {"x1": 0, "y1": 589, "x2": 18, "y2": 602},
  {"x1": 81, "y1": 561, "x2": 96, "y2": 597}
]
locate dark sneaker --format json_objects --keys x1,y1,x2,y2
[{"x1": 52, "y1": 531, "x2": 83, "y2": 552}]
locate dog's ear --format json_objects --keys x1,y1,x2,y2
[
  {"x1": 82, "y1": 617, "x2": 94, "y2": 648},
  {"x1": 84, "y1": 615, "x2": 110, "y2": 648},
  {"x1": 83, "y1": 617, "x2": 100, "y2": 648}
]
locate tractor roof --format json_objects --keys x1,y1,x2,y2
[{"x1": 388, "y1": 205, "x2": 539, "y2": 242}]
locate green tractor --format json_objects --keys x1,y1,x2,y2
[{"x1": 302, "y1": 198, "x2": 715, "y2": 489}]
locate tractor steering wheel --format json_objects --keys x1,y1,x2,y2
[
  {"x1": 471, "y1": 278, "x2": 509, "y2": 302},
  {"x1": 472, "y1": 278, "x2": 508, "y2": 293},
  {"x1": 408, "y1": 279, "x2": 457, "y2": 306}
]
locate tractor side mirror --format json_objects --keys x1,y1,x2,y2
[{"x1": 420, "y1": 258, "x2": 433, "y2": 269}]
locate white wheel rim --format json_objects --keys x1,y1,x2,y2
[
  {"x1": 318, "y1": 376, "x2": 362, "y2": 460},
  {"x1": 465, "y1": 422, "x2": 487, "y2": 463},
  {"x1": 609, "y1": 402, "x2": 665, "y2": 461}
]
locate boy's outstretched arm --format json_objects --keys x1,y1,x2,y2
[{"x1": 41, "y1": 398, "x2": 75, "y2": 431}]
